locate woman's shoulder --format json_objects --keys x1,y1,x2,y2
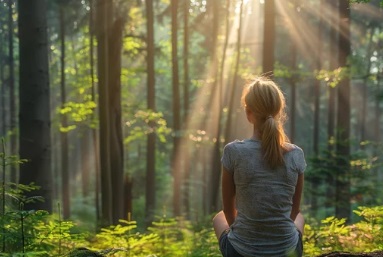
[
  {"x1": 284, "y1": 142, "x2": 304, "y2": 153},
  {"x1": 224, "y1": 139, "x2": 258, "y2": 149},
  {"x1": 284, "y1": 143, "x2": 306, "y2": 172}
]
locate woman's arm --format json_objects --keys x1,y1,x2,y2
[
  {"x1": 291, "y1": 173, "x2": 304, "y2": 221},
  {"x1": 222, "y1": 167, "x2": 237, "y2": 226}
]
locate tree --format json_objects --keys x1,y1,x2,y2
[
  {"x1": 18, "y1": 0, "x2": 52, "y2": 212},
  {"x1": 59, "y1": 1, "x2": 70, "y2": 219},
  {"x1": 96, "y1": 0, "x2": 112, "y2": 225},
  {"x1": 182, "y1": 0, "x2": 191, "y2": 218},
  {"x1": 145, "y1": 0, "x2": 156, "y2": 225},
  {"x1": 94, "y1": 0, "x2": 125, "y2": 225},
  {"x1": 335, "y1": 0, "x2": 351, "y2": 221},
  {"x1": 8, "y1": 0, "x2": 17, "y2": 184},
  {"x1": 108, "y1": 15, "x2": 124, "y2": 225},
  {"x1": 310, "y1": 0, "x2": 324, "y2": 216},
  {"x1": 171, "y1": 0, "x2": 182, "y2": 217}
]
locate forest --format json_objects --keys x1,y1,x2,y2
[{"x1": 0, "y1": 0, "x2": 383, "y2": 256}]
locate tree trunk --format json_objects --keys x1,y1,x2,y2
[
  {"x1": 360, "y1": 28, "x2": 373, "y2": 146},
  {"x1": 335, "y1": 0, "x2": 351, "y2": 221},
  {"x1": 262, "y1": 0, "x2": 275, "y2": 74},
  {"x1": 325, "y1": 0, "x2": 338, "y2": 216},
  {"x1": 311, "y1": 0, "x2": 324, "y2": 216},
  {"x1": 8, "y1": 0, "x2": 17, "y2": 184},
  {"x1": 0, "y1": 31, "x2": 5, "y2": 139},
  {"x1": 89, "y1": 0, "x2": 101, "y2": 222},
  {"x1": 108, "y1": 15, "x2": 124, "y2": 225},
  {"x1": 18, "y1": 0, "x2": 52, "y2": 212},
  {"x1": 0, "y1": 28, "x2": 5, "y2": 139},
  {"x1": 171, "y1": 0, "x2": 182, "y2": 217},
  {"x1": 96, "y1": 0, "x2": 112, "y2": 226},
  {"x1": 59, "y1": 4, "x2": 70, "y2": 219},
  {"x1": 145, "y1": 0, "x2": 156, "y2": 226},
  {"x1": 182, "y1": 0, "x2": 191, "y2": 219}
]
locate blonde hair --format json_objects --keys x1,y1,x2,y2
[{"x1": 241, "y1": 77, "x2": 290, "y2": 169}]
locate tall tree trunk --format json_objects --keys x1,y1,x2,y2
[
  {"x1": 59, "y1": 4, "x2": 70, "y2": 219},
  {"x1": 108, "y1": 16, "x2": 124, "y2": 224},
  {"x1": 18, "y1": 0, "x2": 52, "y2": 212},
  {"x1": 182, "y1": 0, "x2": 191, "y2": 219},
  {"x1": 8, "y1": 0, "x2": 17, "y2": 184},
  {"x1": 145, "y1": 0, "x2": 156, "y2": 226},
  {"x1": 311, "y1": 0, "x2": 324, "y2": 217},
  {"x1": 81, "y1": 131, "x2": 91, "y2": 200},
  {"x1": 171, "y1": 0, "x2": 182, "y2": 217},
  {"x1": 375, "y1": 28, "x2": 382, "y2": 144},
  {"x1": 262, "y1": 0, "x2": 275, "y2": 74},
  {"x1": 335, "y1": 0, "x2": 351, "y2": 221},
  {"x1": 89, "y1": 0, "x2": 101, "y2": 222},
  {"x1": 325, "y1": 0, "x2": 338, "y2": 216},
  {"x1": 313, "y1": 0, "x2": 323, "y2": 156},
  {"x1": 360, "y1": 28, "x2": 373, "y2": 146},
  {"x1": 0, "y1": 30, "x2": 5, "y2": 138},
  {"x1": 96, "y1": 0, "x2": 112, "y2": 226}
]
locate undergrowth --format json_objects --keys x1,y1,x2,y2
[{"x1": 1, "y1": 141, "x2": 383, "y2": 256}]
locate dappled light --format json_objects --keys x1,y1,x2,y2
[{"x1": 1, "y1": 0, "x2": 383, "y2": 256}]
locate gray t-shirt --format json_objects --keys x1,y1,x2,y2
[{"x1": 221, "y1": 139, "x2": 306, "y2": 257}]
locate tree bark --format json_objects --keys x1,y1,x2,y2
[
  {"x1": 311, "y1": 0, "x2": 324, "y2": 216},
  {"x1": 8, "y1": 0, "x2": 17, "y2": 184},
  {"x1": 59, "y1": 3, "x2": 70, "y2": 219},
  {"x1": 96, "y1": 0, "x2": 112, "y2": 226},
  {"x1": 18, "y1": 0, "x2": 52, "y2": 212},
  {"x1": 171, "y1": 0, "x2": 182, "y2": 217},
  {"x1": 107, "y1": 15, "x2": 124, "y2": 225},
  {"x1": 325, "y1": 0, "x2": 338, "y2": 216},
  {"x1": 145, "y1": 0, "x2": 156, "y2": 226},
  {"x1": 335, "y1": 0, "x2": 351, "y2": 221},
  {"x1": 88, "y1": 0, "x2": 101, "y2": 222},
  {"x1": 182, "y1": 0, "x2": 191, "y2": 219}
]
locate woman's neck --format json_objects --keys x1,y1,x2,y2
[{"x1": 251, "y1": 127, "x2": 261, "y2": 140}]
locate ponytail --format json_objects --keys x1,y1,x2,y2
[{"x1": 241, "y1": 78, "x2": 289, "y2": 169}]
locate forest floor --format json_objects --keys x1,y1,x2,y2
[{"x1": 318, "y1": 251, "x2": 383, "y2": 257}]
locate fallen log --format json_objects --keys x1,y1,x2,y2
[{"x1": 317, "y1": 251, "x2": 383, "y2": 257}]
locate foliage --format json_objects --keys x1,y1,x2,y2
[
  {"x1": 315, "y1": 67, "x2": 349, "y2": 88},
  {"x1": 124, "y1": 110, "x2": 171, "y2": 144},
  {"x1": 304, "y1": 206, "x2": 383, "y2": 256},
  {"x1": 1, "y1": 145, "x2": 383, "y2": 257}
]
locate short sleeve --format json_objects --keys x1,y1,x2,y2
[
  {"x1": 221, "y1": 143, "x2": 236, "y2": 173},
  {"x1": 292, "y1": 147, "x2": 306, "y2": 174}
]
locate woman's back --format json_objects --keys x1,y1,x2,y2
[{"x1": 221, "y1": 139, "x2": 306, "y2": 256}]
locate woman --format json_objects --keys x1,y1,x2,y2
[{"x1": 213, "y1": 77, "x2": 306, "y2": 257}]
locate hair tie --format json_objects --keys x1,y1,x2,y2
[{"x1": 266, "y1": 115, "x2": 273, "y2": 120}]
